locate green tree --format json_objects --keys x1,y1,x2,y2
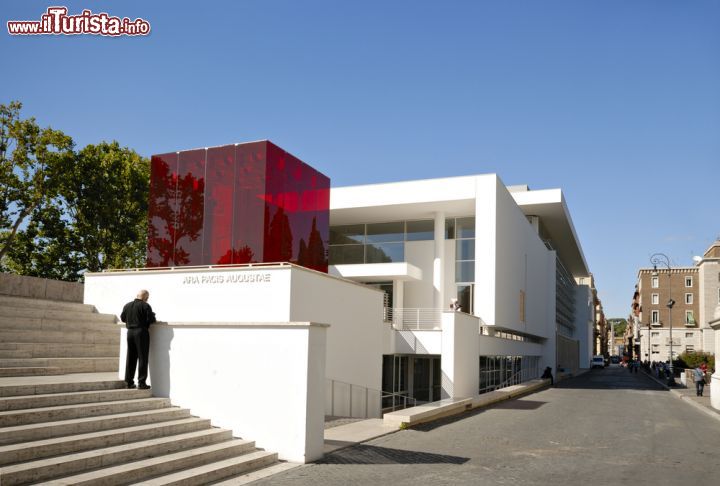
[
  {"x1": 611, "y1": 318, "x2": 627, "y2": 336},
  {"x1": 0, "y1": 101, "x2": 74, "y2": 265},
  {"x1": 5, "y1": 139, "x2": 150, "y2": 279},
  {"x1": 59, "y1": 141, "x2": 150, "y2": 274}
]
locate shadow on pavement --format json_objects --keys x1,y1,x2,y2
[
  {"x1": 490, "y1": 399, "x2": 546, "y2": 410},
  {"x1": 554, "y1": 368, "x2": 667, "y2": 391},
  {"x1": 318, "y1": 444, "x2": 469, "y2": 465}
]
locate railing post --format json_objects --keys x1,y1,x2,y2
[
  {"x1": 349, "y1": 385, "x2": 353, "y2": 418},
  {"x1": 331, "y1": 380, "x2": 334, "y2": 417}
]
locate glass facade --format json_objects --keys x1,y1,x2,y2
[{"x1": 147, "y1": 141, "x2": 330, "y2": 272}]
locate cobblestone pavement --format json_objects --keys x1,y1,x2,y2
[{"x1": 254, "y1": 368, "x2": 720, "y2": 486}]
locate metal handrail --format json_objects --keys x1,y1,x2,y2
[
  {"x1": 391, "y1": 308, "x2": 446, "y2": 330},
  {"x1": 326, "y1": 378, "x2": 417, "y2": 417}
]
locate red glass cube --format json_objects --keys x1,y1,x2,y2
[{"x1": 147, "y1": 141, "x2": 329, "y2": 272}]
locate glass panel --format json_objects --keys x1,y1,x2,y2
[
  {"x1": 366, "y1": 221, "x2": 405, "y2": 243},
  {"x1": 413, "y1": 357, "x2": 431, "y2": 402},
  {"x1": 147, "y1": 152, "x2": 177, "y2": 267},
  {"x1": 366, "y1": 242, "x2": 404, "y2": 263},
  {"x1": 456, "y1": 261, "x2": 475, "y2": 282},
  {"x1": 457, "y1": 284, "x2": 473, "y2": 313},
  {"x1": 456, "y1": 217, "x2": 476, "y2": 239},
  {"x1": 173, "y1": 149, "x2": 206, "y2": 266},
  {"x1": 432, "y1": 358, "x2": 442, "y2": 401},
  {"x1": 456, "y1": 239, "x2": 475, "y2": 260},
  {"x1": 329, "y1": 245, "x2": 364, "y2": 264},
  {"x1": 264, "y1": 142, "x2": 294, "y2": 264},
  {"x1": 406, "y1": 220, "x2": 434, "y2": 241},
  {"x1": 329, "y1": 224, "x2": 365, "y2": 245},
  {"x1": 445, "y1": 219, "x2": 455, "y2": 239},
  {"x1": 203, "y1": 145, "x2": 235, "y2": 264},
  {"x1": 233, "y1": 142, "x2": 266, "y2": 264}
]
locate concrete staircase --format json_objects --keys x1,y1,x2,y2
[
  {"x1": 0, "y1": 293, "x2": 289, "y2": 485},
  {"x1": 0, "y1": 295, "x2": 119, "y2": 377}
]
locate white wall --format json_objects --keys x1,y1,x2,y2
[
  {"x1": 491, "y1": 176, "x2": 555, "y2": 340},
  {"x1": 84, "y1": 267, "x2": 292, "y2": 322},
  {"x1": 404, "y1": 241, "x2": 434, "y2": 309},
  {"x1": 441, "y1": 312, "x2": 480, "y2": 398},
  {"x1": 288, "y1": 268, "x2": 384, "y2": 392},
  {"x1": 121, "y1": 322, "x2": 327, "y2": 463},
  {"x1": 473, "y1": 175, "x2": 498, "y2": 325},
  {"x1": 393, "y1": 330, "x2": 442, "y2": 355}
]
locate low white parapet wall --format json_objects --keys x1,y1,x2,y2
[{"x1": 119, "y1": 321, "x2": 327, "y2": 463}]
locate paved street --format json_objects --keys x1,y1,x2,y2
[{"x1": 253, "y1": 368, "x2": 720, "y2": 486}]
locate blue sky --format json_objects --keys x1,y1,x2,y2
[{"x1": 2, "y1": 0, "x2": 718, "y2": 318}]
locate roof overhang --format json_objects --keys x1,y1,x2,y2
[
  {"x1": 329, "y1": 263, "x2": 423, "y2": 282},
  {"x1": 511, "y1": 188, "x2": 590, "y2": 278}
]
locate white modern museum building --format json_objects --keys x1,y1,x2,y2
[{"x1": 84, "y1": 156, "x2": 595, "y2": 463}]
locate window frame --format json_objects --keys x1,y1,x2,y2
[
  {"x1": 651, "y1": 276, "x2": 659, "y2": 288},
  {"x1": 685, "y1": 293, "x2": 693, "y2": 305},
  {"x1": 651, "y1": 293, "x2": 659, "y2": 305},
  {"x1": 685, "y1": 276, "x2": 693, "y2": 288}
]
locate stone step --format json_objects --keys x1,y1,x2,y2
[
  {"x1": 0, "y1": 397, "x2": 171, "y2": 427},
  {"x1": 0, "y1": 349, "x2": 33, "y2": 359},
  {"x1": 0, "y1": 379, "x2": 125, "y2": 398},
  {"x1": 0, "y1": 306, "x2": 116, "y2": 323},
  {"x1": 0, "y1": 387, "x2": 152, "y2": 412},
  {"x1": 33, "y1": 439, "x2": 257, "y2": 486},
  {"x1": 0, "y1": 343, "x2": 119, "y2": 359},
  {"x1": 0, "y1": 417, "x2": 211, "y2": 466},
  {"x1": 0, "y1": 407, "x2": 191, "y2": 445},
  {"x1": 134, "y1": 450, "x2": 279, "y2": 486},
  {"x1": 0, "y1": 329, "x2": 120, "y2": 345},
  {"x1": 0, "y1": 367, "x2": 62, "y2": 378},
  {"x1": 0, "y1": 357, "x2": 117, "y2": 375},
  {"x1": 212, "y1": 461, "x2": 300, "y2": 485},
  {"x1": 0, "y1": 315, "x2": 118, "y2": 333},
  {"x1": 0, "y1": 428, "x2": 237, "y2": 485},
  {"x1": 0, "y1": 295, "x2": 96, "y2": 314}
]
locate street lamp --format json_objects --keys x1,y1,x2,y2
[{"x1": 650, "y1": 253, "x2": 676, "y2": 386}]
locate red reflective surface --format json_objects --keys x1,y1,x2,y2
[
  {"x1": 147, "y1": 152, "x2": 177, "y2": 267},
  {"x1": 147, "y1": 141, "x2": 329, "y2": 272}
]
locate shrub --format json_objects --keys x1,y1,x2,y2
[{"x1": 675, "y1": 351, "x2": 714, "y2": 371}]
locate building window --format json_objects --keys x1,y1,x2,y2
[
  {"x1": 651, "y1": 310, "x2": 659, "y2": 324},
  {"x1": 651, "y1": 332, "x2": 659, "y2": 338},
  {"x1": 651, "y1": 276, "x2": 659, "y2": 288},
  {"x1": 455, "y1": 217, "x2": 475, "y2": 283},
  {"x1": 685, "y1": 332, "x2": 694, "y2": 338},
  {"x1": 685, "y1": 276, "x2": 693, "y2": 287},
  {"x1": 685, "y1": 293, "x2": 693, "y2": 304},
  {"x1": 686, "y1": 345, "x2": 695, "y2": 353},
  {"x1": 651, "y1": 293, "x2": 659, "y2": 305},
  {"x1": 685, "y1": 311, "x2": 695, "y2": 325}
]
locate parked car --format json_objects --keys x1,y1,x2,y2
[{"x1": 591, "y1": 355, "x2": 605, "y2": 369}]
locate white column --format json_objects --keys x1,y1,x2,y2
[{"x1": 433, "y1": 211, "x2": 445, "y2": 311}]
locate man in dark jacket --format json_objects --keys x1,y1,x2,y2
[{"x1": 120, "y1": 289, "x2": 156, "y2": 389}]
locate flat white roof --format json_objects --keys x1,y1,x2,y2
[{"x1": 330, "y1": 174, "x2": 589, "y2": 277}]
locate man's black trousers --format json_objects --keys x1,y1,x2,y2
[{"x1": 125, "y1": 328, "x2": 150, "y2": 386}]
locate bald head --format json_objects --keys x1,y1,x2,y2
[{"x1": 137, "y1": 290, "x2": 150, "y2": 301}]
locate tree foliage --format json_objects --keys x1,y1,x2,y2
[
  {"x1": 0, "y1": 101, "x2": 74, "y2": 264},
  {"x1": 1, "y1": 101, "x2": 149, "y2": 280}
]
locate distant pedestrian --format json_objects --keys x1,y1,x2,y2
[
  {"x1": 693, "y1": 366, "x2": 705, "y2": 397},
  {"x1": 121, "y1": 289, "x2": 156, "y2": 390},
  {"x1": 541, "y1": 366, "x2": 554, "y2": 385}
]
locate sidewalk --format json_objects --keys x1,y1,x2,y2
[
  {"x1": 643, "y1": 371, "x2": 720, "y2": 422},
  {"x1": 323, "y1": 379, "x2": 551, "y2": 455}
]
